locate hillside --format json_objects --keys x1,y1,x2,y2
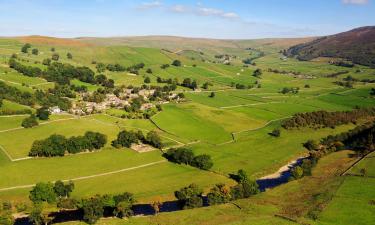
[{"x1": 286, "y1": 26, "x2": 375, "y2": 67}]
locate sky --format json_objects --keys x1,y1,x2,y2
[{"x1": 0, "y1": 0, "x2": 374, "y2": 39}]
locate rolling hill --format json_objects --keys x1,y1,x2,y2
[{"x1": 286, "y1": 26, "x2": 375, "y2": 67}]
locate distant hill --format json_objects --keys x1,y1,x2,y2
[{"x1": 286, "y1": 26, "x2": 375, "y2": 68}]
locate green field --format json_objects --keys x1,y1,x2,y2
[{"x1": 0, "y1": 36, "x2": 374, "y2": 225}]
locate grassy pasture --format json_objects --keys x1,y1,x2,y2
[
  {"x1": 318, "y1": 176, "x2": 375, "y2": 225},
  {"x1": 0, "y1": 99, "x2": 34, "y2": 115}
]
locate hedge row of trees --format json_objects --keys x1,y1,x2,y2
[
  {"x1": 9, "y1": 59, "x2": 114, "y2": 88},
  {"x1": 0, "y1": 81, "x2": 71, "y2": 111},
  {"x1": 29, "y1": 132, "x2": 107, "y2": 157},
  {"x1": 282, "y1": 107, "x2": 375, "y2": 129},
  {"x1": 163, "y1": 148, "x2": 213, "y2": 170},
  {"x1": 111, "y1": 130, "x2": 163, "y2": 149}
]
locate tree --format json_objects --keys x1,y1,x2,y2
[
  {"x1": 29, "y1": 182, "x2": 57, "y2": 204},
  {"x1": 21, "y1": 43, "x2": 31, "y2": 53},
  {"x1": 290, "y1": 166, "x2": 304, "y2": 180},
  {"x1": 82, "y1": 197, "x2": 104, "y2": 224},
  {"x1": 113, "y1": 192, "x2": 135, "y2": 218},
  {"x1": 174, "y1": 184, "x2": 203, "y2": 209},
  {"x1": 207, "y1": 184, "x2": 231, "y2": 205},
  {"x1": 36, "y1": 107, "x2": 50, "y2": 120},
  {"x1": 146, "y1": 68, "x2": 153, "y2": 74},
  {"x1": 171, "y1": 60, "x2": 182, "y2": 67},
  {"x1": 112, "y1": 130, "x2": 138, "y2": 148},
  {"x1": 303, "y1": 140, "x2": 319, "y2": 151},
  {"x1": 230, "y1": 179, "x2": 259, "y2": 200},
  {"x1": 209, "y1": 92, "x2": 215, "y2": 98},
  {"x1": 67, "y1": 52, "x2": 73, "y2": 59},
  {"x1": 192, "y1": 154, "x2": 213, "y2": 170},
  {"x1": 144, "y1": 77, "x2": 151, "y2": 83},
  {"x1": 164, "y1": 148, "x2": 194, "y2": 165},
  {"x1": 22, "y1": 114, "x2": 39, "y2": 128},
  {"x1": 145, "y1": 131, "x2": 163, "y2": 149},
  {"x1": 54, "y1": 180, "x2": 74, "y2": 198},
  {"x1": 50, "y1": 47, "x2": 55, "y2": 52},
  {"x1": 42, "y1": 58, "x2": 51, "y2": 66},
  {"x1": 29, "y1": 204, "x2": 43, "y2": 225},
  {"x1": 52, "y1": 53, "x2": 59, "y2": 61},
  {"x1": 270, "y1": 129, "x2": 280, "y2": 137},
  {"x1": 253, "y1": 68, "x2": 262, "y2": 78},
  {"x1": 32, "y1": 48, "x2": 39, "y2": 55}
]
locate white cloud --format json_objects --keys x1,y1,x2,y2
[
  {"x1": 342, "y1": 0, "x2": 369, "y2": 5},
  {"x1": 170, "y1": 5, "x2": 189, "y2": 13},
  {"x1": 137, "y1": 1, "x2": 162, "y2": 10}
]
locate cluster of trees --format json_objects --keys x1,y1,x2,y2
[
  {"x1": 289, "y1": 158, "x2": 317, "y2": 180},
  {"x1": 0, "y1": 81, "x2": 71, "y2": 111},
  {"x1": 81, "y1": 192, "x2": 135, "y2": 224},
  {"x1": 320, "y1": 122, "x2": 375, "y2": 154},
  {"x1": 334, "y1": 80, "x2": 354, "y2": 88},
  {"x1": 21, "y1": 43, "x2": 31, "y2": 53},
  {"x1": 30, "y1": 181, "x2": 75, "y2": 204},
  {"x1": 156, "y1": 76, "x2": 198, "y2": 90},
  {"x1": 0, "y1": 202, "x2": 13, "y2": 225},
  {"x1": 49, "y1": 84, "x2": 77, "y2": 98},
  {"x1": 27, "y1": 180, "x2": 135, "y2": 225},
  {"x1": 28, "y1": 181, "x2": 75, "y2": 225},
  {"x1": 163, "y1": 148, "x2": 213, "y2": 170},
  {"x1": 181, "y1": 78, "x2": 198, "y2": 90},
  {"x1": 280, "y1": 87, "x2": 299, "y2": 94},
  {"x1": 112, "y1": 130, "x2": 163, "y2": 149},
  {"x1": 324, "y1": 70, "x2": 349, "y2": 78},
  {"x1": 175, "y1": 170, "x2": 259, "y2": 209},
  {"x1": 29, "y1": 132, "x2": 107, "y2": 157},
  {"x1": 329, "y1": 61, "x2": 354, "y2": 68},
  {"x1": 96, "y1": 62, "x2": 144, "y2": 75},
  {"x1": 9, "y1": 58, "x2": 42, "y2": 77},
  {"x1": 282, "y1": 107, "x2": 375, "y2": 129},
  {"x1": 9, "y1": 59, "x2": 115, "y2": 88},
  {"x1": 292, "y1": 122, "x2": 375, "y2": 181}
]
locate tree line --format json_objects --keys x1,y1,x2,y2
[
  {"x1": 163, "y1": 148, "x2": 213, "y2": 170},
  {"x1": 29, "y1": 132, "x2": 107, "y2": 157},
  {"x1": 290, "y1": 122, "x2": 375, "y2": 181},
  {"x1": 9, "y1": 58, "x2": 114, "y2": 88},
  {"x1": 0, "y1": 81, "x2": 71, "y2": 111},
  {"x1": 282, "y1": 107, "x2": 375, "y2": 129}
]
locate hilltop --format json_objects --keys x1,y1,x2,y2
[{"x1": 286, "y1": 26, "x2": 375, "y2": 67}]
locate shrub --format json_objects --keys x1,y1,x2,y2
[{"x1": 22, "y1": 114, "x2": 38, "y2": 128}]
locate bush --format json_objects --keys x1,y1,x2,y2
[
  {"x1": 172, "y1": 60, "x2": 182, "y2": 67},
  {"x1": 22, "y1": 114, "x2": 38, "y2": 128},
  {"x1": 36, "y1": 107, "x2": 50, "y2": 120},
  {"x1": 270, "y1": 129, "x2": 280, "y2": 137},
  {"x1": 191, "y1": 154, "x2": 213, "y2": 170}
]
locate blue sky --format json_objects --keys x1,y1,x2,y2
[{"x1": 0, "y1": 0, "x2": 373, "y2": 39}]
